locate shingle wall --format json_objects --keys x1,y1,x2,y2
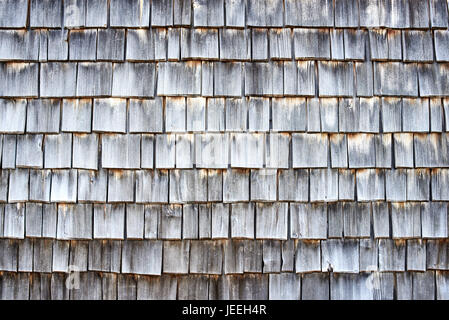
[{"x1": 0, "y1": 0, "x2": 449, "y2": 300}]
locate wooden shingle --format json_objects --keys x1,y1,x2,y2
[{"x1": 93, "y1": 204, "x2": 125, "y2": 239}]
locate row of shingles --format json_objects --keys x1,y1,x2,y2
[
  {"x1": 2, "y1": 97, "x2": 449, "y2": 135},
  {"x1": 5, "y1": 27, "x2": 449, "y2": 63},
  {"x1": 2, "y1": 59, "x2": 449, "y2": 98},
  {"x1": 1, "y1": 167, "x2": 449, "y2": 203},
  {"x1": 1, "y1": 236, "x2": 449, "y2": 291},
  {"x1": 1, "y1": 200, "x2": 448, "y2": 240},
  {"x1": 0, "y1": 236, "x2": 447, "y2": 275},
  {"x1": 2, "y1": 270, "x2": 449, "y2": 300},
  {"x1": 1, "y1": 130, "x2": 449, "y2": 170},
  {"x1": 3, "y1": 0, "x2": 447, "y2": 29}
]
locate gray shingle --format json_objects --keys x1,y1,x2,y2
[
  {"x1": 214, "y1": 62, "x2": 242, "y2": 97},
  {"x1": 250, "y1": 169, "x2": 277, "y2": 202},
  {"x1": 151, "y1": 0, "x2": 174, "y2": 26},
  {"x1": 356, "y1": 62, "x2": 374, "y2": 97},
  {"x1": 225, "y1": 0, "x2": 245, "y2": 27},
  {"x1": 40, "y1": 63, "x2": 77, "y2": 98},
  {"x1": 278, "y1": 169, "x2": 308, "y2": 202},
  {"x1": 412, "y1": 271, "x2": 436, "y2": 300},
  {"x1": 437, "y1": 272, "x2": 449, "y2": 300},
  {"x1": 193, "y1": 0, "x2": 224, "y2": 27},
  {"x1": 295, "y1": 240, "x2": 321, "y2": 272},
  {"x1": 76, "y1": 62, "x2": 113, "y2": 97},
  {"x1": 112, "y1": 63, "x2": 155, "y2": 98},
  {"x1": 110, "y1": 0, "x2": 150, "y2": 27},
  {"x1": 251, "y1": 29, "x2": 268, "y2": 61},
  {"x1": 167, "y1": 28, "x2": 180, "y2": 61},
  {"x1": 265, "y1": 133, "x2": 289, "y2": 168},
  {"x1": 343, "y1": 202, "x2": 371, "y2": 238},
  {"x1": 46, "y1": 30, "x2": 69, "y2": 61},
  {"x1": 414, "y1": 133, "x2": 449, "y2": 168},
  {"x1": 230, "y1": 202, "x2": 255, "y2": 239},
  {"x1": 187, "y1": 97, "x2": 206, "y2": 132},
  {"x1": 422, "y1": 202, "x2": 448, "y2": 238},
  {"x1": 318, "y1": 62, "x2": 354, "y2": 97},
  {"x1": 335, "y1": 0, "x2": 359, "y2": 27},
  {"x1": 8, "y1": 169, "x2": 29, "y2": 203},
  {"x1": 292, "y1": 133, "x2": 328, "y2": 168},
  {"x1": 374, "y1": 62, "x2": 418, "y2": 97},
  {"x1": 157, "y1": 62, "x2": 202, "y2": 96},
  {"x1": 430, "y1": 98, "x2": 444, "y2": 132},
  {"x1": 102, "y1": 134, "x2": 140, "y2": 169},
  {"x1": 195, "y1": 133, "x2": 229, "y2": 168},
  {"x1": 92, "y1": 98, "x2": 126, "y2": 133},
  {"x1": 225, "y1": 98, "x2": 247, "y2": 131},
  {"x1": 223, "y1": 169, "x2": 249, "y2": 203},
  {"x1": 155, "y1": 134, "x2": 176, "y2": 168},
  {"x1": 26, "y1": 99, "x2": 60, "y2": 134},
  {"x1": 285, "y1": 0, "x2": 333, "y2": 27},
  {"x1": 247, "y1": 0, "x2": 283, "y2": 27},
  {"x1": 269, "y1": 273, "x2": 301, "y2": 300},
  {"x1": 290, "y1": 203, "x2": 327, "y2": 239},
  {"x1": 322, "y1": 239, "x2": 359, "y2": 273},
  {"x1": 330, "y1": 29, "x2": 345, "y2": 61},
  {"x1": 219, "y1": 29, "x2": 249, "y2": 61},
  {"x1": 381, "y1": 98, "x2": 402, "y2": 133},
  {"x1": 97, "y1": 29, "x2": 125, "y2": 61},
  {"x1": 230, "y1": 133, "x2": 264, "y2": 168},
  {"x1": 377, "y1": 133, "x2": 393, "y2": 168},
  {"x1": 330, "y1": 134, "x2": 348, "y2": 168},
  {"x1": 122, "y1": 240, "x2": 162, "y2": 275},
  {"x1": 402, "y1": 98, "x2": 429, "y2": 132},
  {"x1": 272, "y1": 98, "x2": 306, "y2": 132},
  {"x1": 347, "y1": 134, "x2": 376, "y2": 168},
  {"x1": 189, "y1": 240, "x2": 223, "y2": 274},
  {"x1": 247, "y1": 97, "x2": 270, "y2": 131},
  {"x1": 174, "y1": 0, "x2": 191, "y2": 26},
  {"x1": 175, "y1": 134, "x2": 194, "y2": 168},
  {"x1": 435, "y1": 31, "x2": 449, "y2": 62},
  {"x1": 56, "y1": 204, "x2": 92, "y2": 239},
  {"x1": 406, "y1": 169, "x2": 430, "y2": 201},
  {"x1": 418, "y1": 63, "x2": 449, "y2": 97},
  {"x1": 0, "y1": 0, "x2": 28, "y2": 27},
  {"x1": 30, "y1": 0, "x2": 63, "y2": 28},
  {"x1": 0, "y1": 30, "x2": 40, "y2": 61},
  {"x1": 107, "y1": 170, "x2": 135, "y2": 203},
  {"x1": 206, "y1": 98, "x2": 225, "y2": 131},
  {"x1": 269, "y1": 29, "x2": 292, "y2": 60},
  {"x1": 386, "y1": 169, "x2": 407, "y2": 201},
  {"x1": 159, "y1": 205, "x2": 182, "y2": 239},
  {"x1": 50, "y1": 170, "x2": 78, "y2": 203},
  {"x1": 77, "y1": 169, "x2": 107, "y2": 203},
  {"x1": 211, "y1": 204, "x2": 229, "y2": 239},
  {"x1": 165, "y1": 97, "x2": 186, "y2": 132},
  {"x1": 129, "y1": 98, "x2": 163, "y2": 133},
  {"x1": 360, "y1": 239, "x2": 378, "y2": 272},
  {"x1": 262, "y1": 240, "x2": 281, "y2": 272},
  {"x1": 135, "y1": 170, "x2": 168, "y2": 203},
  {"x1": 255, "y1": 203, "x2": 288, "y2": 240},
  {"x1": 0, "y1": 99, "x2": 26, "y2": 133},
  {"x1": 207, "y1": 169, "x2": 223, "y2": 202},
  {"x1": 320, "y1": 98, "x2": 338, "y2": 132},
  {"x1": 16, "y1": 134, "x2": 43, "y2": 168},
  {"x1": 310, "y1": 169, "x2": 338, "y2": 202},
  {"x1": 72, "y1": 133, "x2": 98, "y2": 170},
  {"x1": 432, "y1": 169, "x2": 449, "y2": 200},
  {"x1": 169, "y1": 169, "x2": 207, "y2": 203},
  {"x1": 369, "y1": 29, "x2": 389, "y2": 61},
  {"x1": 394, "y1": 133, "x2": 414, "y2": 167},
  {"x1": 344, "y1": 30, "x2": 367, "y2": 61},
  {"x1": 181, "y1": 28, "x2": 219, "y2": 60},
  {"x1": 245, "y1": 62, "x2": 283, "y2": 96},
  {"x1": 0, "y1": 170, "x2": 7, "y2": 203},
  {"x1": 29, "y1": 169, "x2": 51, "y2": 202},
  {"x1": 0, "y1": 63, "x2": 39, "y2": 97},
  {"x1": 69, "y1": 30, "x2": 97, "y2": 61},
  {"x1": 403, "y1": 31, "x2": 433, "y2": 62},
  {"x1": 293, "y1": 29, "x2": 330, "y2": 60},
  {"x1": 391, "y1": 202, "x2": 421, "y2": 239},
  {"x1": 3, "y1": 204, "x2": 25, "y2": 239},
  {"x1": 301, "y1": 273, "x2": 329, "y2": 300},
  {"x1": 328, "y1": 203, "x2": 343, "y2": 238},
  {"x1": 356, "y1": 169, "x2": 385, "y2": 201},
  {"x1": 378, "y1": 239, "x2": 406, "y2": 272},
  {"x1": 61, "y1": 99, "x2": 92, "y2": 133},
  {"x1": 2, "y1": 134, "x2": 17, "y2": 169},
  {"x1": 430, "y1": 0, "x2": 449, "y2": 28},
  {"x1": 44, "y1": 133, "x2": 72, "y2": 169},
  {"x1": 330, "y1": 273, "x2": 374, "y2": 300},
  {"x1": 93, "y1": 204, "x2": 125, "y2": 239},
  {"x1": 126, "y1": 30, "x2": 155, "y2": 61}
]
